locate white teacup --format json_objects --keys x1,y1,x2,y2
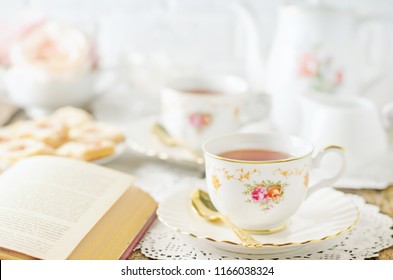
[
  {"x1": 160, "y1": 75, "x2": 269, "y2": 149},
  {"x1": 203, "y1": 133, "x2": 345, "y2": 232}
]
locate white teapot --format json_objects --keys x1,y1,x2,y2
[{"x1": 266, "y1": 2, "x2": 391, "y2": 134}]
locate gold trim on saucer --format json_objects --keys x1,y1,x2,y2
[{"x1": 242, "y1": 223, "x2": 286, "y2": 234}]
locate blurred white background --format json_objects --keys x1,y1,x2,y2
[{"x1": 1, "y1": 0, "x2": 393, "y2": 120}]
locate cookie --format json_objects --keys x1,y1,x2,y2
[
  {"x1": 13, "y1": 118, "x2": 68, "y2": 148},
  {"x1": 51, "y1": 106, "x2": 93, "y2": 128},
  {"x1": 0, "y1": 127, "x2": 16, "y2": 143},
  {"x1": 68, "y1": 122, "x2": 125, "y2": 143},
  {"x1": 56, "y1": 140, "x2": 116, "y2": 161},
  {"x1": 0, "y1": 138, "x2": 54, "y2": 169}
]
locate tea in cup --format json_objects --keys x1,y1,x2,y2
[
  {"x1": 160, "y1": 75, "x2": 269, "y2": 149},
  {"x1": 203, "y1": 133, "x2": 345, "y2": 232}
]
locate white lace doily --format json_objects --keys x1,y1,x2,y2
[{"x1": 138, "y1": 195, "x2": 393, "y2": 260}]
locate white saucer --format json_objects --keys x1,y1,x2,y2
[
  {"x1": 125, "y1": 117, "x2": 204, "y2": 167},
  {"x1": 157, "y1": 188, "x2": 360, "y2": 255}
]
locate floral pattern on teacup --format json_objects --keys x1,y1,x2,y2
[
  {"x1": 233, "y1": 107, "x2": 240, "y2": 118},
  {"x1": 189, "y1": 112, "x2": 212, "y2": 132},
  {"x1": 273, "y1": 164, "x2": 309, "y2": 179},
  {"x1": 243, "y1": 180, "x2": 287, "y2": 211},
  {"x1": 212, "y1": 175, "x2": 221, "y2": 191},
  {"x1": 209, "y1": 166, "x2": 260, "y2": 183},
  {"x1": 303, "y1": 173, "x2": 309, "y2": 188},
  {"x1": 298, "y1": 48, "x2": 343, "y2": 94}
]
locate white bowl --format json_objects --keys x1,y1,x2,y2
[{"x1": 4, "y1": 66, "x2": 97, "y2": 117}]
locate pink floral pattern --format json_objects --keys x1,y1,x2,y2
[
  {"x1": 243, "y1": 180, "x2": 287, "y2": 211},
  {"x1": 0, "y1": 19, "x2": 45, "y2": 67},
  {"x1": 298, "y1": 50, "x2": 343, "y2": 93},
  {"x1": 298, "y1": 52, "x2": 319, "y2": 77},
  {"x1": 189, "y1": 112, "x2": 212, "y2": 131}
]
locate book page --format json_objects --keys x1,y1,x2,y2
[{"x1": 0, "y1": 156, "x2": 132, "y2": 259}]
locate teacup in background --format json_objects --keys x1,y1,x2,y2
[
  {"x1": 160, "y1": 75, "x2": 269, "y2": 150},
  {"x1": 203, "y1": 133, "x2": 345, "y2": 232}
]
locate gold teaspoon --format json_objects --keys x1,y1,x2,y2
[
  {"x1": 191, "y1": 189, "x2": 263, "y2": 248},
  {"x1": 151, "y1": 123, "x2": 204, "y2": 164}
]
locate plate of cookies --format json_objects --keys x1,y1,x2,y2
[{"x1": 0, "y1": 106, "x2": 126, "y2": 171}]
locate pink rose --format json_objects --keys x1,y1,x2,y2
[
  {"x1": 334, "y1": 69, "x2": 343, "y2": 86},
  {"x1": 251, "y1": 187, "x2": 267, "y2": 203},
  {"x1": 0, "y1": 18, "x2": 45, "y2": 67},
  {"x1": 9, "y1": 21, "x2": 96, "y2": 73},
  {"x1": 189, "y1": 113, "x2": 212, "y2": 127},
  {"x1": 298, "y1": 52, "x2": 319, "y2": 77},
  {"x1": 189, "y1": 114, "x2": 204, "y2": 127}
]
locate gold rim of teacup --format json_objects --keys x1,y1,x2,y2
[{"x1": 203, "y1": 151, "x2": 314, "y2": 164}]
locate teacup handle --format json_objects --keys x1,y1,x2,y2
[{"x1": 306, "y1": 145, "x2": 346, "y2": 199}]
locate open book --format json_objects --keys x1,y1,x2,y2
[{"x1": 0, "y1": 156, "x2": 157, "y2": 260}]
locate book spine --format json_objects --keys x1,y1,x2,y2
[{"x1": 119, "y1": 211, "x2": 157, "y2": 260}]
